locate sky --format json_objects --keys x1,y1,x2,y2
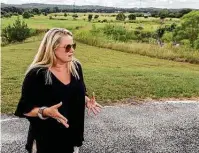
[{"x1": 1, "y1": 0, "x2": 199, "y2": 9}]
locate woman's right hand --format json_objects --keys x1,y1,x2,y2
[{"x1": 43, "y1": 102, "x2": 69, "y2": 128}]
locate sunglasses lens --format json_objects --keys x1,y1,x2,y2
[
  {"x1": 65, "y1": 43, "x2": 76, "y2": 52},
  {"x1": 65, "y1": 45, "x2": 71, "y2": 50},
  {"x1": 72, "y1": 43, "x2": 76, "y2": 50}
]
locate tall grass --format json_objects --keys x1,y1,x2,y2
[{"x1": 74, "y1": 25, "x2": 199, "y2": 64}]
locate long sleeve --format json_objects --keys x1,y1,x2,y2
[{"x1": 14, "y1": 68, "x2": 44, "y2": 118}]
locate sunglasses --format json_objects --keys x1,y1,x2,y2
[{"x1": 58, "y1": 43, "x2": 76, "y2": 52}]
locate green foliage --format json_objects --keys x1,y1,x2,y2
[
  {"x1": 3, "y1": 12, "x2": 12, "y2": 18},
  {"x1": 23, "y1": 11, "x2": 32, "y2": 19},
  {"x1": 64, "y1": 13, "x2": 67, "y2": 17},
  {"x1": 128, "y1": 14, "x2": 136, "y2": 20},
  {"x1": 134, "y1": 30, "x2": 154, "y2": 42},
  {"x1": 181, "y1": 11, "x2": 199, "y2": 46},
  {"x1": 135, "y1": 26, "x2": 144, "y2": 30},
  {"x1": 159, "y1": 9, "x2": 169, "y2": 19},
  {"x1": 72, "y1": 14, "x2": 78, "y2": 19},
  {"x1": 102, "y1": 24, "x2": 135, "y2": 42},
  {"x1": 2, "y1": 17, "x2": 30, "y2": 43},
  {"x1": 32, "y1": 8, "x2": 40, "y2": 15},
  {"x1": 116, "y1": 13, "x2": 126, "y2": 21},
  {"x1": 94, "y1": 15, "x2": 99, "y2": 19},
  {"x1": 155, "y1": 27, "x2": 165, "y2": 39},
  {"x1": 194, "y1": 35, "x2": 199, "y2": 49},
  {"x1": 102, "y1": 19, "x2": 108, "y2": 23},
  {"x1": 162, "y1": 32, "x2": 173, "y2": 42},
  {"x1": 180, "y1": 39, "x2": 191, "y2": 47},
  {"x1": 88, "y1": 14, "x2": 93, "y2": 22}
]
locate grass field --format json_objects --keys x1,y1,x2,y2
[
  {"x1": 2, "y1": 38, "x2": 199, "y2": 114},
  {"x1": 1, "y1": 14, "x2": 178, "y2": 31}
]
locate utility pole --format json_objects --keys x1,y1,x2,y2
[{"x1": 73, "y1": 1, "x2": 76, "y2": 14}]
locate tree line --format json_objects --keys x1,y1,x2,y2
[{"x1": 1, "y1": 5, "x2": 193, "y2": 19}]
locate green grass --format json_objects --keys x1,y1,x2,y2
[
  {"x1": 2, "y1": 38, "x2": 199, "y2": 114},
  {"x1": 1, "y1": 15, "x2": 89, "y2": 30},
  {"x1": 1, "y1": 14, "x2": 178, "y2": 32}
]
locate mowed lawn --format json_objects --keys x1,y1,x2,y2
[{"x1": 2, "y1": 40, "x2": 199, "y2": 114}]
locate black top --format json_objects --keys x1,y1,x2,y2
[{"x1": 14, "y1": 62, "x2": 87, "y2": 152}]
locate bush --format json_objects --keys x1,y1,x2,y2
[
  {"x1": 94, "y1": 15, "x2": 99, "y2": 19},
  {"x1": 180, "y1": 39, "x2": 191, "y2": 47},
  {"x1": 116, "y1": 13, "x2": 126, "y2": 21},
  {"x1": 88, "y1": 14, "x2": 93, "y2": 22},
  {"x1": 3, "y1": 12, "x2": 12, "y2": 18},
  {"x1": 23, "y1": 12, "x2": 31, "y2": 19},
  {"x1": 128, "y1": 14, "x2": 136, "y2": 20},
  {"x1": 102, "y1": 19, "x2": 108, "y2": 23},
  {"x1": 13, "y1": 12, "x2": 19, "y2": 16},
  {"x1": 162, "y1": 32, "x2": 173, "y2": 42},
  {"x1": 135, "y1": 26, "x2": 144, "y2": 30},
  {"x1": 103, "y1": 24, "x2": 136, "y2": 42},
  {"x1": 2, "y1": 17, "x2": 30, "y2": 43},
  {"x1": 194, "y1": 38, "x2": 199, "y2": 49}
]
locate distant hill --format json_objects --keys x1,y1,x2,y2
[
  {"x1": 1, "y1": 3, "x2": 198, "y2": 12},
  {"x1": 1, "y1": 3, "x2": 116, "y2": 9}
]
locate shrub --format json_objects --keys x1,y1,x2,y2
[
  {"x1": 2, "y1": 17, "x2": 30, "y2": 43},
  {"x1": 23, "y1": 12, "x2": 31, "y2": 19},
  {"x1": 88, "y1": 14, "x2": 93, "y2": 22},
  {"x1": 116, "y1": 13, "x2": 126, "y2": 21},
  {"x1": 128, "y1": 14, "x2": 136, "y2": 20},
  {"x1": 162, "y1": 32, "x2": 173, "y2": 42},
  {"x1": 102, "y1": 19, "x2": 108, "y2": 23},
  {"x1": 103, "y1": 24, "x2": 136, "y2": 42},
  {"x1": 194, "y1": 37, "x2": 199, "y2": 49}
]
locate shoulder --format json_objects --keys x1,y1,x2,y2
[
  {"x1": 74, "y1": 60, "x2": 82, "y2": 68},
  {"x1": 24, "y1": 66, "x2": 47, "y2": 83},
  {"x1": 73, "y1": 60, "x2": 83, "y2": 72}
]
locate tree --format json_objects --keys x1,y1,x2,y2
[
  {"x1": 94, "y1": 15, "x2": 99, "y2": 19},
  {"x1": 72, "y1": 14, "x2": 78, "y2": 20},
  {"x1": 53, "y1": 7, "x2": 59, "y2": 13},
  {"x1": 128, "y1": 14, "x2": 136, "y2": 20},
  {"x1": 2, "y1": 17, "x2": 30, "y2": 43},
  {"x1": 159, "y1": 9, "x2": 169, "y2": 19},
  {"x1": 180, "y1": 11, "x2": 199, "y2": 46},
  {"x1": 23, "y1": 12, "x2": 31, "y2": 19},
  {"x1": 116, "y1": 13, "x2": 126, "y2": 21},
  {"x1": 64, "y1": 13, "x2": 67, "y2": 17},
  {"x1": 155, "y1": 26, "x2": 166, "y2": 46},
  {"x1": 32, "y1": 8, "x2": 40, "y2": 15},
  {"x1": 88, "y1": 14, "x2": 93, "y2": 22}
]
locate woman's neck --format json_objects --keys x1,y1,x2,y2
[{"x1": 52, "y1": 62, "x2": 70, "y2": 73}]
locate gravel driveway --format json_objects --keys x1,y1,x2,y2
[{"x1": 1, "y1": 101, "x2": 199, "y2": 153}]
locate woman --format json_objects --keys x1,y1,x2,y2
[{"x1": 14, "y1": 28, "x2": 103, "y2": 153}]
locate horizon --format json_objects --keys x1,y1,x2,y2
[{"x1": 1, "y1": 0, "x2": 199, "y2": 9}]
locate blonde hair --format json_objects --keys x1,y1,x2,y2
[{"x1": 26, "y1": 28, "x2": 80, "y2": 84}]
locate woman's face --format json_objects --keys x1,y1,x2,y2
[{"x1": 54, "y1": 35, "x2": 75, "y2": 64}]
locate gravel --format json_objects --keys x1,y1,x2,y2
[{"x1": 1, "y1": 101, "x2": 199, "y2": 153}]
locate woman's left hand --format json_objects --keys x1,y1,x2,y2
[{"x1": 86, "y1": 96, "x2": 103, "y2": 116}]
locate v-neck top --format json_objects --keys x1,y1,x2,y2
[
  {"x1": 14, "y1": 62, "x2": 87, "y2": 150},
  {"x1": 50, "y1": 70, "x2": 72, "y2": 86}
]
